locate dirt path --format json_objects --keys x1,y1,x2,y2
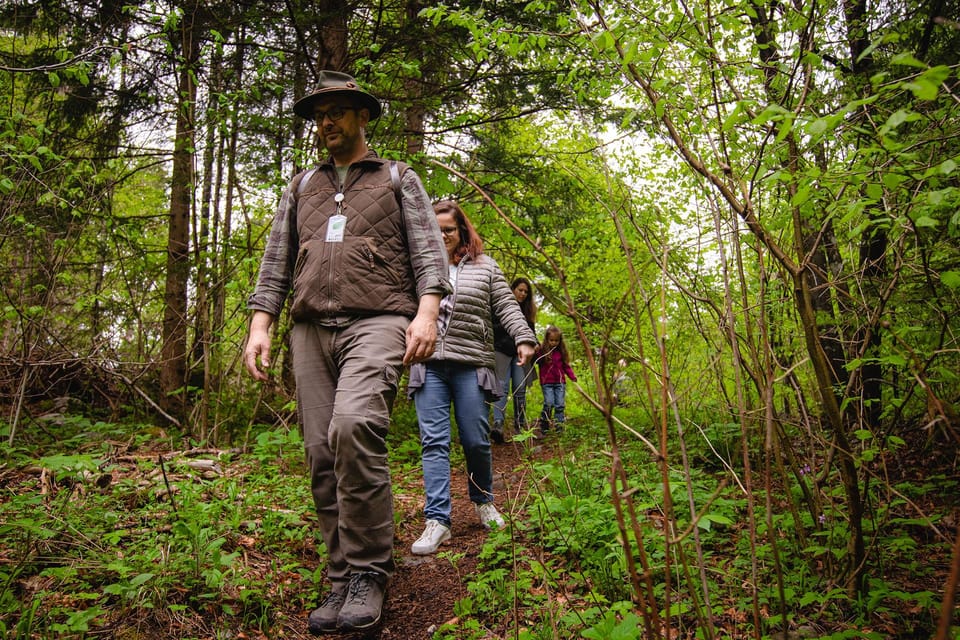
[{"x1": 331, "y1": 438, "x2": 530, "y2": 639}]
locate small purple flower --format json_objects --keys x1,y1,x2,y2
[
  {"x1": 818, "y1": 514, "x2": 826, "y2": 524},
  {"x1": 800, "y1": 464, "x2": 811, "y2": 476}
]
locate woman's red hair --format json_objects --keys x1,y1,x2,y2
[{"x1": 434, "y1": 200, "x2": 484, "y2": 264}]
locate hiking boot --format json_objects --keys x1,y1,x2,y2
[
  {"x1": 490, "y1": 421, "x2": 504, "y2": 444},
  {"x1": 337, "y1": 572, "x2": 386, "y2": 631},
  {"x1": 475, "y1": 502, "x2": 505, "y2": 530},
  {"x1": 539, "y1": 418, "x2": 555, "y2": 436},
  {"x1": 307, "y1": 588, "x2": 346, "y2": 635},
  {"x1": 411, "y1": 519, "x2": 451, "y2": 555}
]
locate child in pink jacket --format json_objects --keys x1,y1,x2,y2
[{"x1": 534, "y1": 325, "x2": 577, "y2": 433}]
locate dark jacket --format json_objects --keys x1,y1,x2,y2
[
  {"x1": 493, "y1": 316, "x2": 535, "y2": 357},
  {"x1": 248, "y1": 152, "x2": 449, "y2": 320}
]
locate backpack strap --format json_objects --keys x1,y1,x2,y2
[
  {"x1": 288, "y1": 168, "x2": 317, "y2": 273},
  {"x1": 389, "y1": 160, "x2": 403, "y2": 211},
  {"x1": 389, "y1": 160, "x2": 408, "y2": 234}
]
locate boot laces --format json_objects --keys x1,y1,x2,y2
[
  {"x1": 346, "y1": 572, "x2": 375, "y2": 604},
  {"x1": 321, "y1": 589, "x2": 345, "y2": 609}
]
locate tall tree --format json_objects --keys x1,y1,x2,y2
[{"x1": 159, "y1": 2, "x2": 201, "y2": 421}]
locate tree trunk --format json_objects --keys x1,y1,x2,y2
[
  {"x1": 846, "y1": 0, "x2": 886, "y2": 430},
  {"x1": 214, "y1": 32, "x2": 244, "y2": 343},
  {"x1": 751, "y1": 0, "x2": 868, "y2": 595},
  {"x1": 160, "y1": 8, "x2": 200, "y2": 424}
]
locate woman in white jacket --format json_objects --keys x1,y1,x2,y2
[{"x1": 407, "y1": 200, "x2": 538, "y2": 555}]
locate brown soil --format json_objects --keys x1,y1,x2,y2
[{"x1": 318, "y1": 438, "x2": 533, "y2": 640}]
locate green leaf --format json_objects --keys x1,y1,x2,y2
[
  {"x1": 881, "y1": 109, "x2": 919, "y2": 134},
  {"x1": 790, "y1": 185, "x2": 811, "y2": 206},
  {"x1": 38, "y1": 453, "x2": 102, "y2": 476},
  {"x1": 130, "y1": 572, "x2": 155, "y2": 586},
  {"x1": 882, "y1": 172, "x2": 907, "y2": 189},
  {"x1": 882, "y1": 354, "x2": 907, "y2": 367},
  {"x1": 941, "y1": 271, "x2": 960, "y2": 289},
  {"x1": 703, "y1": 512, "x2": 733, "y2": 528},
  {"x1": 904, "y1": 79, "x2": 939, "y2": 101},
  {"x1": 806, "y1": 117, "x2": 828, "y2": 136},
  {"x1": 722, "y1": 102, "x2": 744, "y2": 132},
  {"x1": 890, "y1": 52, "x2": 927, "y2": 68},
  {"x1": 594, "y1": 30, "x2": 615, "y2": 51},
  {"x1": 751, "y1": 103, "x2": 789, "y2": 126},
  {"x1": 774, "y1": 114, "x2": 794, "y2": 142}
]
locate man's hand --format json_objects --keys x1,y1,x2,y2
[
  {"x1": 517, "y1": 343, "x2": 536, "y2": 366},
  {"x1": 404, "y1": 294, "x2": 441, "y2": 365},
  {"x1": 403, "y1": 314, "x2": 438, "y2": 364},
  {"x1": 244, "y1": 311, "x2": 275, "y2": 381}
]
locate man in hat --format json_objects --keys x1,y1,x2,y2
[{"x1": 244, "y1": 70, "x2": 450, "y2": 635}]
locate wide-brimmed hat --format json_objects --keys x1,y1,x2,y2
[{"x1": 293, "y1": 70, "x2": 382, "y2": 120}]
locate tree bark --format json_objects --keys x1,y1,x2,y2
[{"x1": 160, "y1": 7, "x2": 200, "y2": 422}]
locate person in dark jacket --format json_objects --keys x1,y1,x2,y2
[
  {"x1": 407, "y1": 201, "x2": 537, "y2": 555},
  {"x1": 244, "y1": 70, "x2": 450, "y2": 635},
  {"x1": 491, "y1": 277, "x2": 537, "y2": 442},
  {"x1": 534, "y1": 325, "x2": 577, "y2": 433}
]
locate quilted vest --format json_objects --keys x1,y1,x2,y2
[{"x1": 289, "y1": 157, "x2": 419, "y2": 321}]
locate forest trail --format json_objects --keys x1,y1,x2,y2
[{"x1": 282, "y1": 437, "x2": 537, "y2": 640}]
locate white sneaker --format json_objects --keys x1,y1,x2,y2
[
  {"x1": 475, "y1": 502, "x2": 505, "y2": 530},
  {"x1": 411, "y1": 519, "x2": 451, "y2": 555}
]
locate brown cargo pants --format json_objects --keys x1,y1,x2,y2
[{"x1": 291, "y1": 314, "x2": 409, "y2": 588}]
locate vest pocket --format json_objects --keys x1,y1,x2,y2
[
  {"x1": 342, "y1": 236, "x2": 403, "y2": 293},
  {"x1": 291, "y1": 237, "x2": 336, "y2": 319},
  {"x1": 290, "y1": 235, "x2": 412, "y2": 320}
]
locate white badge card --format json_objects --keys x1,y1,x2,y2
[{"x1": 326, "y1": 214, "x2": 346, "y2": 242}]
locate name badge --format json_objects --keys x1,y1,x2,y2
[{"x1": 326, "y1": 214, "x2": 346, "y2": 242}]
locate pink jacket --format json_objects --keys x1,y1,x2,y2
[{"x1": 536, "y1": 349, "x2": 576, "y2": 384}]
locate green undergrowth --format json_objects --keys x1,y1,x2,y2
[
  {"x1": 431, "y1": 410, "x2": 955, "y2": 639},
  {"x1": 0, "y1": 415, "x2": 319, "y2": 639},
  {"x1": 0, "y1": 407, "x2": 955, "y2": 639}
]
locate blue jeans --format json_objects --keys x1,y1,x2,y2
[
  {"x1": 539, "y1": 383, "x2": 567, "y2": 426},
  {"x1": 413, "y1": 362, "x2": 495, "y2": 526},
  {"x1": 493, "y1": 352, "x2": 531, "y2": 427}
]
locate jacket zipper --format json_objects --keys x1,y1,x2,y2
[
  {"x1": 362, "y1": 244, "x2": 375, "y2": 269},
  {"x1": 438, "y1": 260, "x2": 464, "y2": 361},
  {"x1": 324, "y1": 166, "x2": 348, "y2": 314}
]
